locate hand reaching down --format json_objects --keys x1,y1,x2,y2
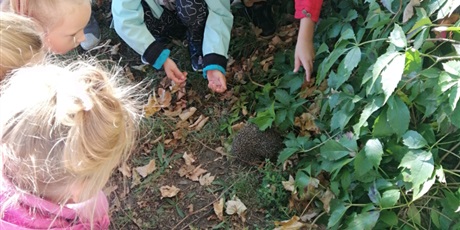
[
  {"x1": 206, "y1": 70, "x2": 227, "y2": 93},
  {"x1": 163, "y1": 58, "x2": 187, "y2": 84}
]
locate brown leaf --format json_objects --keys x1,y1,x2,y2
[
  {"x1": 131, "y1": 169, "x2": 142, "y2": 188},
  {"x1": 172, "y1": 129, "x2": 184, "y2": 140},
  {"x1": 188, "y1": 165, "x2": 207, "y2": 181},
  {"x1": 110, "y1": 43, "x2": 121, "y2": 55},
  {"x1": 187, "y1": 204, "x2": 194, "y2": 213},
  {"x1": 199, "y1": 173, "x2": 215, "y2": 186},
  {"x1": 135, "y1": 159, "x2": 156, "y2": 178},
  {"x1": 194, "y1": 116, "x2": 209, "y2": 131},
  {"x1": 271, "y1": 36, "x2": 282, "y2": 46},
  {"x1": 231, "y1": 122, "x2": 245, "y2": 132},
  {"x1": 157, "y1": 88, "x2": 172, "y2": 108},
  {"x1": 403, "y1": 0, "x2": 421, "y2": 23},
  {"x1": 118, "y1": 162, "x2": 131, "y2": 178},
  {"x1": 130, "y1": 64, "x2": 149, "y2": 72},
  {"x1": 143, "y1": 95, "x2": 161, "y2": 117},
  {"x1": 319, "y1": 188, "x2": 335, "y2": 213},
  {"x1": 183, "y1": 152, "x2": 196, "y2": 166},
  {"x1": 179, "y1": 107, "x2": 197, "y2": 121},
  {"x1": 189, "y1": 115, "x2": 205, "y2": 129},
  {"x1": 213, "y1": 198, "x2": 224, "y2": 221},
  {"x1": 163, "y1": 107, "x2": 182, "y2": 117},
  {"x1": 178, "y1": 164, "x2": 196, "y2": 177},
  {"x1": 282, "y1": 175, "x2": 296, "y2": 193},
  {"x1": 225, "y1": 196, "x2": 247, "y2": 217},
  {"x1": 160, "y1": 185, "x2": 180, "y2": 199},
  {"x1": 274, "y1": 216, "x2": 306, "y2": 230}
]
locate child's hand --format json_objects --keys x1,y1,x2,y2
[
  {"x1": 206, "y1": 70, "x2": 227, "y2": 93},
  {"x1": 294, "y1": 39, "x2": 315, "y2": 82},
  {"x1": 163, "y1": 58, "x2": 187, "y2": 84},
  {"x1": 293, "y1": 17, "x2": 317, "y2": 82}
]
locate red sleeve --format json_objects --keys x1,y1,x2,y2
[{"x1": 295, "y1": 0, "x2": 323, "y2": 22}]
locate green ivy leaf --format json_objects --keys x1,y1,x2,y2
[
  {"x1": 399, "y1": 150, "x2": 434, "y2": 187},
  {"x1": 412, "y1": 175, "x2": 435, "y2": 201},
  {"x1": 380, "y1": 189, "x2": 400, "y2": 208},
  {"x1": 320, "y1": 140, "x2": 351, "y2": 160},
  {"x1": 353, "y1": 95, "x2": 385, "y2": 136},
  {"x1": 442, "y1": 60, "x2": 460, "y2": 77},
  {"x1": 404, "y1": 48, "x2": 422, "y2": 74},
  {"x1": 249, "y1": 103, "x2": 275, "y2": 131},
  {"x1": 387, "y1": 96, "x2": 410, "y2": 137},
  {"x1": 331, "y1": 101, "x2": 354, "y2": 131},
  {"x1": 402, "y1": 130, "x2": 428, "y2": 149},
  {"x1": 318, "y1": 42, "x2": 349, "y2": 83},
  {"x1": 277, "y1": 147, "x2": 298, "y2": 164},
  {"x1": 368, "y1": 182, "x2": 381, "y2": 205},
  {"x1": 372, "y1": 108, "x2": 394, "y2": 137},
  {"x1": 449, "y1": 83, "x2": 460, "y2": 111},
  {"x1": 380, "y1": 210, "x2": 399, "y2": 226},
  {"x1": 344, "y1": 46, "x2": 362, "y2": 72},
  {"x1": 354, "y1": 150, "x2": 373, "y2": 176},
  {"x1": 381, "y1": 0, "x2": 395, "y2": 13},
  {"x1": 381, "y1": 54, "x2": 405, "y2": 103},
  {"x1": 407, "y1": 204, "x2": 421, "y2": 226},
  {"x1": 345, "y1": 211, "x2": 380, "y2": 230},
  {"x1": 328, "y1": 200, "x2": 349, "y2": 228},
  {"x1": 364, "y1": 139, "x2": 384, "y2": 168},
  {"x1": 389, "y1": 24, "x2": 407, "y2": 48},
  {"x1": 274, "y1": 89, "x2": 292, "y2": 106},
  {"x1": 366, "y1": 51, "x2": 399, "y2": 95}
]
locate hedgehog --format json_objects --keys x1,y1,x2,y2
[{"x1": 231, "y1": 123, "x2": 285, "y2": 164}]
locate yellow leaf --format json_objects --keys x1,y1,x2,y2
[{"x1": 183, "y1": 152, "x2": 196, "y2": 166}]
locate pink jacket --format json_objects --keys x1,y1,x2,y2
[
  {"x1": 295, "y1": 0, "x2": 323, "y2": 22},
  {"x1": 0, "y1": 177, "x2": 110, "y2": 230}
]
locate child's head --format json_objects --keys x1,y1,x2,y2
[
  {"x1": 0, "y1": 60, "x2": 142, "y2": 204},
  {"x1": 5, "y1": 0, "x2": 91, "y2": 54},
  {"x1": 0, "y1": 12, "x2": 44, "y2": 80}
]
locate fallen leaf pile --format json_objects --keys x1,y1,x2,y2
[{"x1": 178, "y1": 152, "x2": 215, "y2": 185}]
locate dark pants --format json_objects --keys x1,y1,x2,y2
[{"x1": 142, "y1": 0, "x2": 208, "y2": 43}]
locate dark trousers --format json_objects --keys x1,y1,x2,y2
[{"x1": 142, "y1": 0, "x2": 208, "y2": 43}]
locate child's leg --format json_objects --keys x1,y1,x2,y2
[
  {"x1": 175, "y1": 0, "x2": 208, "y2": 71},
  {"x1": 141, "y1": 1, "x2": 186, "y2": 42}
]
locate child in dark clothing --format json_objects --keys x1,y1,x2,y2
[{"x1": 112, "y1": 0, "x2": 233, "y2": 93}]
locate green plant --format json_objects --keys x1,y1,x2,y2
[{"x1": 251, "y1": 0, "x2": 460, "y2": 228}]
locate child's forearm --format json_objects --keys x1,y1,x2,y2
[{"x1": 298, "y1": 17, "x2": 316, "y2": 42}]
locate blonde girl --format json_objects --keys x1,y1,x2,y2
[
  {"x1": 0, "y1": 12, "x2": 44, "y2": 80},
  {"x1": 1, "y1": 0, "x2": 91, "y2": 54},
  {"x1": 0, "y1": 60, "x2": 142, "y2": 229}
]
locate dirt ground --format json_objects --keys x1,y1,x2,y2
[{"x1": 84, "y1": 1, "x2": 296, "y2": 229}]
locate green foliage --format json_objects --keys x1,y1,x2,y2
[{"x1": 251, "y1": 0, "x2": 460, "y2": 228}]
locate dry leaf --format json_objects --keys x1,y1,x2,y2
[
  {"x1": 403, "y1": 0, "x2": 421, "y2": 23},
  {"x1": 282, "y1": 175, "x2": 296, "y2": 193},
  {"x1": 231, "y1": 122, "x2": 245, "y2": 132},
  {"x1": 189, "y1": 115, "x2": 205, "y2": 129},
  {"x1": 172, "y1": 129, "x2": 184, "y2": 140},
  {"x1": 225, "y1": 196, "x2": 247, "y2": 217},
  {"x1": 163, "y1": 108, "x2": 183, "y2": 117},
  {"x1": 179, "y1": 107, "x2": 197, "y2": 121},
  {"x1": 135, "y1": 159, "x2": 156, "y2": 178},
  {"x1": 194, "y1": 116, "x2": 209, "y2": 131},
  {"x1": 118, "y1": 162, "x2": 131, "y2": 178},
  {"x1": 131, "y1": 169, "x2": 142, "y2": 188},
  {"x1": 160, "y1": 185, "x2": 180, "y2": 199},
  {"x1": 274, "y1": 216, "x2": 306, "y2": 230},
  {"x1": 103, "y1": 185, "x2": 118, "y2": 197},
  {"x1": 110, "y1": 43, "x2": 121, "y2": 55},
  {"x1": 143, "y1": 95, "x2": 161, "y2": 117},
  {"x1": 188, "y1": 165, "x2": 207, "y2": 181},
  {"x1": 157, "y1": 88, "x2": 172, "y2": 108},
  {"x1": 178, "y1": 164, "x2": 196, "y2": 177},
  {"x1": 214, "y1": 147, "x2": 228, "y2": 156},
  {"x1": 183, "y1": 152, "x2": 196, "y2": 166},
  {"x1": 319, "y1": 189, "x2": 335, "y2": 213},
  {"x1": 130, "y1": 64, "x2": 148, "y2": 72},
  {"x1": 187, "y1": 204, "x2": 194, "y2": 213},
  {"x1": 213, "y1": 198, "x2": 224, "y2": 221},
  {"x1": 199, "y1": 173, "x2": 215, "y2": 186}
]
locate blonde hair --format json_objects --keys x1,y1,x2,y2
[
  {"x1": 3, "y1": 0, "x2": 91, "y2": 28},
  {"x1": 0, "y1": 12, "x2": 44, "y2": 80},
  {"x1": 0, "y1": 60, "x2": 142, "y2": 207}
]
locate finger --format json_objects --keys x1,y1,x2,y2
[
  {"x1": 293, "y1": 57, "x2": 300, "y2": 73},
  {"x1": 303, "y1": 62, "x2": 311, "y2": 82}
]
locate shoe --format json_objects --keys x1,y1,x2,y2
[
  {"x1": 245, "y1": 2, "x2": 276, "y2": 38},
  {"x1": 186, "y1": 32, "x2": 204, "y2": 72},
  {"x1": 80, "y1": 12, "x2": 101, "y2": 50}
]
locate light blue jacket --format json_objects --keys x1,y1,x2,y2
[{"x1": 112, "y1": 0, "x2": 233, "y2": 76}]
